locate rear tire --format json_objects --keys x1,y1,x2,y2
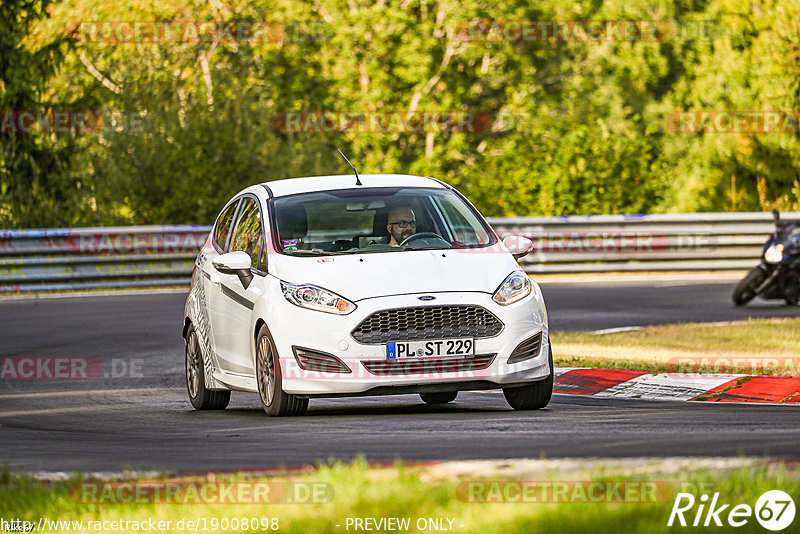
[
  {"x1": 420, "y1": 391, "x2": 458, "y2": 404},
  {"x1": 503, "y1": 337, "x2": 553, "y2": 410},
  {"x1": 732, "y1": 268, "x2": 767, "y2": 306},
  {"x1": 185, "y1": 325, "x2": 231, "y2": 410},
  {"x1": 256, "y1": 325, "x2": 308, "y2": 417}
]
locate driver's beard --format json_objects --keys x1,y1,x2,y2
[{"x1": 391, "y1": 228, "x2": 405, "y2": 244}]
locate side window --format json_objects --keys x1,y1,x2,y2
[
  {"x1": 213, "y1": 200, "x2": 239, "y2": 252},
  {"x1": 229, "y1": 197, "x2": 265, "y2": 271}
]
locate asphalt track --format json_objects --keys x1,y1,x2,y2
[{"x1": 1, "y1": 276, "x2": 799, "y2": 472}]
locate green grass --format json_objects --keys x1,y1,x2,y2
[
  {"x1": 2, "y1": 461, "x2": 799, "y2": 533},
  {"x1": 552, "y1": 317, "x2": 800, "y2": 375}
]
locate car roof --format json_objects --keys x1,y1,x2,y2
[{"x1": 259, "y1": 174, "x2": 448, "y2": 198}]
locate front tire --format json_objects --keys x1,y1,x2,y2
[
  {"x1": 256, "y1": 325, "x2": 308, "y2": 417},
  {"x1": 420, "y1": 391, "x2": 458, "y2": 404},
  {"x1": 732, "y1": 268, "x2": 767, "y2": 306},
  {"x1": 185, "y1": 325, "x2": 231, "y2": 410},
  {"x1": 503, "y1": 337, "x2": 553, "y2": 410}
]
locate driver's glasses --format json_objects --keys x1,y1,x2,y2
[{"x1": 390, "y1": 220, "x2": 416, "y2": 229}]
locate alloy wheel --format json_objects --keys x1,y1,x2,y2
[
  {"x1": 186, "y1": 331, "x2": 201, "y2": 398},
  {"x1": 257, "y1": 335, "x2": 275, "y2": 407}
]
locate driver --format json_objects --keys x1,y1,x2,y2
[{"x1": 387, "y1": 207, "x2": 417, "y2": 246}]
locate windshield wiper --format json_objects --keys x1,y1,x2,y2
[
  {"x1": 409, "y1": 245, "x2": 451, "y2": 251},
  {"x1": 286, "y1": 249, "x2": 347, "y2": 257},
  {"x1": 362, "y1": 246, "x2": 447, "y2": 254}
]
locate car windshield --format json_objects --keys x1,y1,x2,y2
[{"x1": 272, "y1": 187, "x2": 495, "y2": 256}]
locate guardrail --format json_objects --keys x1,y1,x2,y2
[
  {"x1": 491, "y1": 212, "x2": 800, "y2": 274},
  {"x1": 0, "y1": 226, "x2": 209, "y2": 293},
  {"x1": 1, "y1": 212, "x2": 797, "y2": 292}
]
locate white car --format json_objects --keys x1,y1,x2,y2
[{"x1": 183, "y1": 174, "x2": 552, "y2": 416}]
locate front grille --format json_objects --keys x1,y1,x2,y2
[
  {"x1": 362, "y1": 354, "x2": 496, "y2": 376},
  {"x1": 507, "y1": 332, "x2": 542, "y2": 364},
  {"x1": 351, "y1": 305, "x2": 503, "y2": 344}
]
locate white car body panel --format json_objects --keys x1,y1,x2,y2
[
  {"x1": 269, "y1": 247, "x2": 520, "y2": 302},
  {"x1": 267, "y1": 284, "x2": 550, "y2": 395},
  {"x1": 183, "y1": 174, "x2": 551, "y2": 401}
]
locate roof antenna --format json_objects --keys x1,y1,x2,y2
[{"x1": 338, "y1": 148, "x2": 362, "y2": 186}]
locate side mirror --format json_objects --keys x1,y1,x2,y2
[
  {"x1": 213, "y1": 251, "x2": 253, "y2": 289},
  {"x1": 502, "y1": 235, "x2": 534, "y2": 260}
]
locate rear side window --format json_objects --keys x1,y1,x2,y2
[
  {"x1": 229, "y1": 197, "x2": 265, "y2": 270},
  {"x1": 214, "y1": 201, "x2": 239, "y2": 252}
]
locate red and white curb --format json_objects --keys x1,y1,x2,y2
[{"x1": 554, "y1": 368, "x2": 800, "y2": 404}]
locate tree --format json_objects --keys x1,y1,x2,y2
[
  {"x1": 0, "y1": 0, "x2": 85, "y2": 228},
  {"x1": 6, "y1": 0, "x2": 800, "y2": 228}
]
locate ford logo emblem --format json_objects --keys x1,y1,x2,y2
[{"x1": 418, "y1": 295, "x2": 436, "y2": 301}]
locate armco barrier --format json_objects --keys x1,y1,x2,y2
[
  {"x1": 1, "y1": 212, "x2": 797, "y2": 292},
  {"x1": 0, "y1": 226, "x2": 210, "y2": 293},
  {"x1": 491, "y1": 212, "x2": 799, "y2": 274}
]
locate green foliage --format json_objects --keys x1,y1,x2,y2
[
  {"x1": 0, "y1": 0, "x2": 86, "y2": 228},
  {"x1": 2, "y1": 461, "x2": 799, "y2": 534},
  {"x1": 2, "y1": 0, "x2": 800, "y2": 227}
]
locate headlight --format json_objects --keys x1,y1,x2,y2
[
  {"x1": 764, "y1": 244, "x2": 784, "y2": 264},
  {"x1": 280, "y1": 282, "x2": 356, "y2": 314},
  {"x1": 492, "y1": 271, "x2": 532, "y2": 305}
]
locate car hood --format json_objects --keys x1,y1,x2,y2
[{"x1": 270, "y1": 248, "x2": 521, "y2": 301}]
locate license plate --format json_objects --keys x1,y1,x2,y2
[{"x1": 387, "y1": 338, "x2": 474, "y2": 359}]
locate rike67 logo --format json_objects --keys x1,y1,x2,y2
[{"x1": 668, "y1": 490, "x2": 796, "y2": 531}]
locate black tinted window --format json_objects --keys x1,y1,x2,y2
[{"x1": 213, "y1": 200, "x2": 239, "y2": 251}]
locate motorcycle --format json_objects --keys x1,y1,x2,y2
[{"x1": 732, "y1": 209, "x2": 800, "y2": 306}]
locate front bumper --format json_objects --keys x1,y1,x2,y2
[{"x1": 264, "y1": 286, "x2": 550, "y2": 396}]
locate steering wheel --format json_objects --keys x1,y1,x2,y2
[{"x1": 399, "y1": 232, "x2": 448, "y2": 247}]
